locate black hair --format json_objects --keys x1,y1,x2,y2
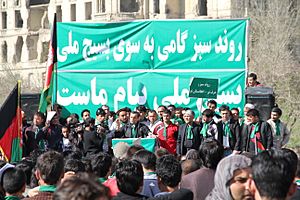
[
  {"x1": 231, "y1": 107, "x2": 240, "y2": 114},
  {"x1": 34, "y1": 111, "x2": 45, "y2": 121},
  {"x1": 69, "y1": 113, "x2": 79, "y2": 120},
  {"x1": 16, "y1": 159, "x2": 34, "y2": 185},
  {"x1": 296, "y1": 159, "x2": 300, "y2": 178},
  {"x1": 199, "y1": 139, "x2": 224, "y2": 169},
  {"x1": 202, "y1": 109, "x2": 214, "y2": 118},
  {"x1": 219, "y1": 105, "x2": 230, "y2": 112},
  {"x1": 271, "y1": 107, "x2": 282, "y2": 116},
  {"x1": 115, "y1": 160, "x2": 143, "y2": 195},
  {"x1": 64, "y1": 159, "x2": 85, "y2": 173},
  {"x1": 53, "y1": 173, "x2": 110, "y2": 200},
  {"x1": 207, "y1": 100, "x2": 217, "y2": 106},
  {"x1": 83, "y1": 117, "x2": 95, "y2": 127},
  {"x1": 252, "y1": 149, "x2": 296, "y2": 199},
  {"x1": 126, "y1": 145, "x2": 145, "y2": 160},
  {"x1": 157, "y1": 105, "x2": 167, "y2": 110},
  {"x1": 64, "y1": 151, "x2": 83, "y2": 160},
  {"x1": 167, "y1": 105, "x2": 176, "y2": 109},
  {"x1": 246, "y1": 109, "x2": 260, "y2": 117},
  {"x1": 248, "y1": 73, "x2": 257, "y2": 80},
  {"x1": 116, "y1": 108, "x2": 128, "y2": 116},
  {"x1": 136, "y1": 105, "x2": 147, "y2": 113},
  {"x1": 132, "y1": 150, "x2": 156, "y2": 171},
  {"x1": 81, "y1": 157, "x2": 92, "y2": 173},
  {"x1": 155, "y1": 148, "x2": 170, "y2": 159},
  {"x1": 81, "y1": 109, "x2": 90, "y2": 117},
  {"x1": 130, "y1": 111, "x2": 140, "y2": 118},
  {"x1": 3, "y1": 168, "x2": 26, "y2": 194},
  {"x1": 36, "y1": 151, "x2": 64, "y2": 185},
  {"x1": 156, "y1": 155, "x2": 182, "y2": 188},
  {"x1": 96, "y1": 108, "x2": 106, "y2": 116},
  {"x1": 91, "y1": 153, "x2": 112, "y2": 178},
  {"x1": 181, "y1": 159, "x2": 202, "y2": 176},
  {"x1": 163, "y1": 109, "x2": 171, "y2": 116}
]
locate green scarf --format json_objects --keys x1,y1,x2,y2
[
  {"x1": 163, "y1": 125, "x2": 167, "y2": 140},
  {"x1": 99, "y1": 177, "x2": 107, "y2": 184},
  {"x1": 186, "y1": 125, "x2": 193, "y2": 140},
  {"x1": 200, "y1": 123, "x2": 208, "y2": 137},
  {"x1": 131, "y1": 125, "x2": 137, "y2": 138},
  {"x1": 4, "y1": 196, "x2": 20, "y2": 200},
  {"x1": 275, "y1": 120, "x2": 281, "y2": 136},
  {"x1": 223, "y1": 122, "x2": 232, "y2": 138},
  {"x1": 39, "y1": 185, "x2": 56, "y2": 192},
  {"x1": 250, "y1": 123, "x2": 259, "y2": 139}
]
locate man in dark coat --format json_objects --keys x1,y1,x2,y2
[
  {"x1": 216, "y1": 105, "x2": 241, "y2": 155},
  {"x1": 241, "y1": 109, "x2": 273, "y2": 154},
  {"x1": 177, "y1": 110, "x2": 202, "y2": 157},
  {"x1": 115, "y1": 111, "x2": 150, "y2": 138}
]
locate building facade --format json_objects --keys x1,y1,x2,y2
[{"x1": 0, "y1": 0, "x2": 244, "y2": 92}]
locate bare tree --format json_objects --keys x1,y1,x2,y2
[{"x1": 232, "y1": 0, "x2": 300, "y2": 147}]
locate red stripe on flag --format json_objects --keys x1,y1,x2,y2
[{"x1": 0, "y1": 114, "x2": 20, "y2": 161}]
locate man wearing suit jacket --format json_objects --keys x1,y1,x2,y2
[
  {"x1": 115, "y1": 111, "x2": 150, "y2": 138},
  {"x1": 241, "y1": 109, "x2": 273, "y2": 154},
  {"x1": 177, "y1": 110, "x2": 202, "y2": 157},
  {"x1": 216, "y1": 105, "x2": 241, "y2": 155}
]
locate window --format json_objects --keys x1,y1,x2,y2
[
  {"x1": 56, "y1": 6, "x2": 62, "y2": 22},
  {"x1": 97, "y1": 0, "x2": 105, "y2": 13},
  {"x1": 1, "y1": 41, "x2": 7, "y2": 63},
  {"x1": 70, "y1": 4, "x2": 76, "y2": 21},
  {"x1": 2, "y1": 12, "x2": 7, "y2": 29},
  {"x1": 154, "y1": 0, "x2": 160, "y2": 13},
  {"x1": 120, "y1": 0, "x2": 139, "y2": 12},
  {"x1": 198, "y1": 0, "x2": 207, "y2": 16},
  {"x1": 15, "y1": 10, "x2": 23, "y2": 28},
  {"x1": 85, "y1": 2, "x2": 92, "y2": 20}
]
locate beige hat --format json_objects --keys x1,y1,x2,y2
[{"x1": 113, "y1": 142, "x2": 130, "y2": 160}]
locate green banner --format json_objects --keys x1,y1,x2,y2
[
  {"x1": 189, "y1": 78, "x2": 219, "y2": 99},
  {"x1": 55, "y1": 70, "x2": 245, "y2": 117},
  {"x1": 55, "y1": 19, "x2": 248, "y2": 117},
  {"x1": 57, "y1": 20, "x2": 247, "y2": 70}
]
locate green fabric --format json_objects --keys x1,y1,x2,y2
[
  {"x1": 11, "y1": 138, "x2": 22, "y2": 163},
  {"x1": 4, "y1": 196, "x2": 20, "y2": 200},
  {"x1": 223, "y1": 122, "x2": 232, "y2": 138},
  {"x1": 112, "y1": 138, "x2": 156, "y2": 152},
  {"x1": 250, "y1": 123, "x2": 259, "y2": 139},
  {"x1": 131, "y1": 125, "x2": 137, "y2": 138},
  {"x1": 99, "y1": 177, "x2": 107, "y2": 184},
  {"x1": 39, "y1": 139, "x2": 46, "y2": 151},
  {"x1": 186, "y1": 125, "x2": 193, "y2": 140},
  {"x1": 275, "y1": 121, "x2": 281, "y2": 136},
  {"x1": 39, "y1": 70, "x2": 55, "y2": 113},
  {"x1": 200, "y1": 123, "x2": 208, "y2": 137},
  {"x1": 163, "y1": 125, "x2": 167, "y2": 140},
  {"x1": 39, "y1": 185, "x2": 56, "y2": 192}
]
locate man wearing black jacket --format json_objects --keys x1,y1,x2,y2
[
  {"x1": 83, "y1": 117, "x2": 105, "y2": 156},
  {"x1": 241, "y1": 109, "x2": 273, "y2": 154},
  {"x1": 216, "y1": 105, "x2": 240, "y2": 155},
  {"x1": 115, "y1": 111, "x2": 150, "y2": 138},
  {"x1": 177, "y1": 110, "x2": 202, "y2": 157}
]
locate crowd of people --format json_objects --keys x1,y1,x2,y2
[{"x1": 0, "y1": 72, "x2": 298, "y2": 200}]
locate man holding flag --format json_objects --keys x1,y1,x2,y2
[{"x1": 0, "y1": 82, "x2": 22, "y2": 162}]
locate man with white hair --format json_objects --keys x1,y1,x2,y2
[
  {"x1": 242, "y1": 103, "x2": 255, "y2": 125},
  {"x1": 177, "y1": 109, "x2": 202, "y2": 157}
]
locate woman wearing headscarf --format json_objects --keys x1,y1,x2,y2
[{"x1": 206, "y1": 155, "x2": 253, "y2": 200}]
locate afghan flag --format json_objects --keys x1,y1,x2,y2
[
  {"x1": 39, "y1": 14, "x2": 57, "y2": 113},
  {"x1": 0, "y1": 82, "x2": 22, "y2": 162}
]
